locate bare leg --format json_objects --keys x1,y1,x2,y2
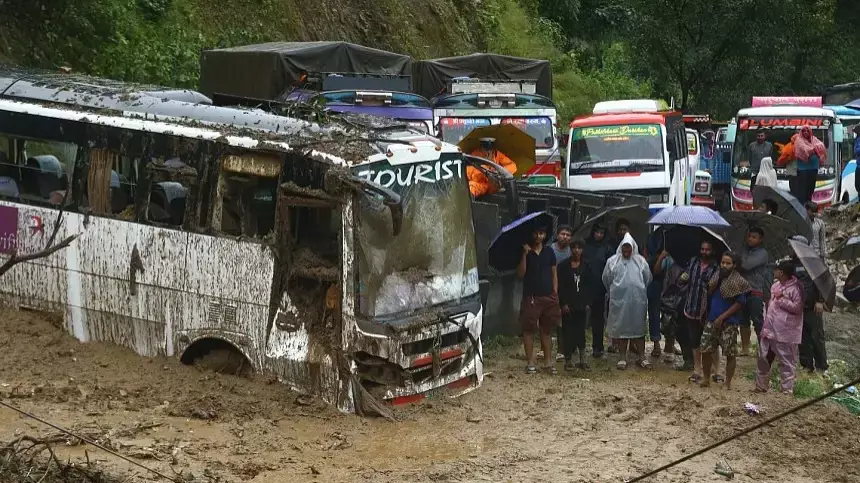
[
  {"x1": 725, "y1": 356, "x2": 736, "y2": 390},
  {"x1": 617, "y1": 339, "x2": 629, "y2": 362},
  {"x1": 713, "y1": 346, "x2": 723, "y2": 378},
  {"x1": 694, "y1": 347, "x2": 703, "y2": 376},
  {"x1": 664, "y1": 336, "x2": 675, "y2": 354},
  {"x1": 523, "y1": 331, "x2": 536, "y2": 367},
  {"x1": 701, "y1": 350, "x2": 713, "y2": 387},
  {"x1": 539, "y1": 329, "x2": 554, "y2": 368},
  {"x1": 740, "y1": 326, "x2": 751, "y2": 356},
  {"x1": 636, "y1": 338, "x2": 647, "y2": 363}
]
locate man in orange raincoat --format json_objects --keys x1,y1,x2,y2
[{"x1": 468, "y1": 138, "x2": 518, "y2": 197}]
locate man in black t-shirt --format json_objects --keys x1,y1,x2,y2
[{"x1": 517, "y1": 225, "x2": 561, "y2": 374}]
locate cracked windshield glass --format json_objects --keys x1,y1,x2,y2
[{"x1": 354, "y1": 154, "x2": 478, "y2": 318}]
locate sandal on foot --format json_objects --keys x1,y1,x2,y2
[
  {"x1": 651, "y1": 347, "x2": 662, "y2": 358},
  {"x1": 689, "y1": 374, "x2": 702, "y2": 383},
  {"x1": 712, "y1": 374, "x2": 725, "y2": 383},
  {"x1": 545, "y1": 366, "x2": 558, "y2": 375},
  {"x1": 638, "y1": 359, "x2": 652, "y2": 369},
  {"x1": 526, "y1": 365, "x2": 537, "y2": 374},
  {"x1": 616, "y1": 360, "x2": 627, "y2": 370}
]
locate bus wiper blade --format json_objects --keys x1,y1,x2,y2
[
  {"x1": 570, "y1": 160, "x2": 606, "y2": 169},
  {"x1": 624, "y1": 162, "x2": 662, "y2": 171}
]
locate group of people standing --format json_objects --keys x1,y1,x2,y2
[{"x1": 516, "y1": 214, "x2": 830, "y2": 395}]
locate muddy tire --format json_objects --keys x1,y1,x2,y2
[{"x1": 183, "y1": 342, "x2": 253, "y2": 377}]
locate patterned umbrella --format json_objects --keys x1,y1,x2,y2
[
  {"x1": 753, "y1": 186, "x2": 812, "y2": 241},
  {"x1": 789, "y1": 238, "x2": 836, "y2": 310},
  {"x1": 488, "y1": 211, "x2": 557, "y2": 271},
  {"x1": 647, "y1": 205, "x2": 730, "y2": 230},
  {"x1": 723, "y1": 211, "x2": 795, "y2": 260}
]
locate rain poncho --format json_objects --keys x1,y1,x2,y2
[
  {"x1": 602, "y1": 233, "x2": 652, "y2": 339},
  {"x1": 756, "y1": 156, "x2": 778, "y2": 188},
  {"x1": 467, "y1": 149, "x2": 517, "y2": 197}
]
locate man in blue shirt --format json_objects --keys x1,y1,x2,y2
[{"x1": 700, "y1": 251, "x2": 751, "y2": 390}]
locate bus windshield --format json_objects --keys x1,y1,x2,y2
[
  {"x1": 501, "y1": 117, "x2": 554, "y2": 148},
  {"x1": 731, "y1": 118, "x2": 835, "y2": 179},
  {"x1": 568, "y1": 124, "x2": 664, "y2": 174},
  {"x1": 438, "y1": 118, "x2": 491, "y2": 144},
  {"x1": 354, "y1": 154, "x2": 479, "y2": 318}
]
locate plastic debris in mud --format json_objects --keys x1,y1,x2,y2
[
  {"x1": 714, "y1": 458, "x2": 734, "y2": 479},
  {"x1": 743, "y1": 402, "x2": 762, "y2": 415}
]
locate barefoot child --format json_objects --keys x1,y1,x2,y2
[
  {"x1": 756, "y1": 260, "x2": 804, "y2": 394},
  {"x1": 701, "y1": 252, "x2": 751, "y2": 390}
]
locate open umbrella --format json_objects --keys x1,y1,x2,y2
[
  {"x1": 753, "y1": 186, "x2": 812, "y2": 240},
  {"x1": 647, "y1": 205, "x2": 730, "y2": 230},
  {"x1": 723, "y1": 211, "x2": 795, "y2": 260},
  {"x1": 663, "y1": 225, "x2": 730, "y2": 266},
  {"x1": 488, "y1": 211, "x2": 556, "y2": 271},
  {"x1": 830, "y1": 236, "x2": 860, "y2": 261},
  {"x1": 573, "y1": 204, "x2": 650, "y2": 249},
  {"x1": 457, "y1": 124, "x2": 537, "y2": 175},
  {"x1": 789, "y1": 238, "x2": 836, "y2": 310}
]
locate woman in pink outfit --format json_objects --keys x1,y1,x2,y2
[{"x1": 756, "y1": 260, "x2": 804, "y2": 394}]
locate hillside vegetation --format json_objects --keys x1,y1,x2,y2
[{"x1": 1, "y1": 0, "x2": 858, "y2": 121}]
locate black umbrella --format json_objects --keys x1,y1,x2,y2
[
  {"x1": 574, "y1": 204, "x2": 650, "y2": 249},
  {"x1": 789, "y1": 238, "x2": 836, "y2": 310},
  {"x1": 488, "y1": 211, "x2": 557, "y2": 271},
  {"x1": 830, "y1": 236, "x2": 860, "y2": 261},
  {"x1": 723, "y1": 210, "x2": 796, "y2": 260},
  {"x1": 663, "y1": 225, "x2": 730, "y2": 266},
  {"x1": 753, "y1": 186, "x2": 812, "y2": 241}
]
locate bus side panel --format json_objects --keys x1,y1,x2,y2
[
  {"x1": 74, "y1": 216, "x2": 188, "y2": 357},
  {"x1": 0, "y1": 203, "x2": 71, "y2": 316},
  {"x1": 180, "y1": 234, "x2": 275, "y2": 367}
]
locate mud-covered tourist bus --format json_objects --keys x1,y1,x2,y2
[
  {"x1": 0, "y1": 87, "x2": 484, "y2": 414},
  {"x1": 726, "y1": 96, "x2": 844, "y2": 210}
]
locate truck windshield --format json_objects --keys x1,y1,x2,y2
[
  {"x1": 502, "y1": 117, "x2": 553, "y2": 148},
  {"x1": 731, "y1": 119, "x2": 834, "y2": 179},
  {"x1": 438, "y1": 117, "x2": 491, "y2": 144},
  {"x1": 354, "y1": 154, "x2": 479, "y2": 318},
  {"x1": 568, "y1": 124, "x2": 664, "y2": 174}
]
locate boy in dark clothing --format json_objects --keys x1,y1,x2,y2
[
  {"x1": 558, "y1": 239, "x2": 590, "y2": 370},
  {"x1": 794, "y1": 254, "x2": 829, "y2": 373},
  {"x1": 582, "y1": 224, "x2": 613, "y2": 358},
  {"x1": 518, "y1": 226, "x2": 561, "y2": 374}
]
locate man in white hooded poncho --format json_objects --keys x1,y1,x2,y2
[{"x1": 603, "y1": 233, "x2": 652, "y2": 370}]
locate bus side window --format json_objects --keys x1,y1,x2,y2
[
  {"x1": 14, "y1": 138, "x2": 78, "y2": 207},
  {"x1": 214, "y1": 153, "x2": 280, "y2": 239},
  {"x1": 86, "y1": 148, "x2": 127, "y2": 216},
  {"x1": 0, "y1": 135, "x2": 19, "y2": 201}
]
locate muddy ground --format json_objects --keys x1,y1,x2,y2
[{"x1": 1, "y1": 309, "x2": 859, "y2": 483}]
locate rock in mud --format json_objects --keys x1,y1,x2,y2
[{"x1": 466, "y1": 414, "x2": 483, "y2": 423}]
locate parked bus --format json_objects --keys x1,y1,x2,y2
[
  {"x1": 413, "y1": 55, "x2": 561, "y2": 184},
  {"x1": 828, "y1": 104, "x2": 860, "y2": 203},
  {"x1": 565, "y1": 99, "x2": 691, "y2": 214},
  {"x1": 0, "y1": 91, "x2": 485, "y2": 414},
  {"x1": 726, "y1": 96, "x2": 844, "y2": 210}
]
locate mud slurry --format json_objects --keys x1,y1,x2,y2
[{"x1": 1, "y1": 308, "x2": 859, "y2": 482}]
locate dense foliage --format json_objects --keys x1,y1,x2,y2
[{"x1": 0, "y1": 0, "x2": 857, "y2": 122}]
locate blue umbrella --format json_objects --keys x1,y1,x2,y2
[
  {"x1": 648, "y1": 205, "x2": 730, "y2": 229},
  {"x1": 488, "y1": 211, "x2": 556, "y2": 271}
]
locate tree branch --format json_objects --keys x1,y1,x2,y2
[{"x1": 0, "y1": 190, "x2": 79, "y2": 278}]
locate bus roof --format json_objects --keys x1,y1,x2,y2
[
  {"x1": 569, "y1": 112, "x2": 673, "y2": 128},
  {"x1": 736, "y1": 106, "x2": 837, "y2": 118},
  {"x1": 0, "y1": 97, "x2": 458, "y2": 167}
]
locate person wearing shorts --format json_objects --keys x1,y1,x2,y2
[
  {"x1": 517, "y1": 225, "x2": 561, "y2": 374},
  {"x1": 701, "y1": 252, "x2": 749, "y2": 390}
]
